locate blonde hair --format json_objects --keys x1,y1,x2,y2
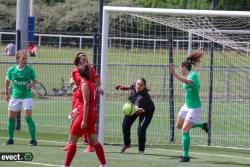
[{"x1": 16, "y1": 50, "x2": 27, "y2": 63}]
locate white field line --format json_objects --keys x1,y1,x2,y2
[
  {"x1": 155, "y1": 148, "x2": 250, "y2": 160},
  {"x1": 1, "y1": 137, "x2": 250, "y2": 162},
  {"x1": 17, "y1": 161, "x2": 61, "y2": 167}
]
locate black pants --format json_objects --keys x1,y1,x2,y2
[{"x1": 122, "y1": 113, "x2": 153, "y2": 151}]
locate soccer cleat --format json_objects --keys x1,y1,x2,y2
[
  {"x1": 120, "y1": 144, "x2": 129, "y2": 153},
  {"x1": 99, "y1": 164, "x2": 108, "y2": 167},
  {"x1": 202, "y1": 122, "x2": 209, "y2": 133},
  {"x1": 179, "y1": 156, "x2": 190, "y2": 162},
  {"x1": 28, "y1": 140, "x2": 37, "y2": 146},
  {"x1": 84, "y1": 145, "x2": 95, "y2": 152},
  {"x1": 6, "y1": 139, "x2": 14, "y2": 145}
]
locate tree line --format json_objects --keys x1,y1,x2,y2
[{"x1": 0, "y1": 0, "x2": 249, "y2": 34}]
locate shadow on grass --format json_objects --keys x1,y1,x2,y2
[{"x1": 203, "y1": 161, "x2": 250, "y2": 166}]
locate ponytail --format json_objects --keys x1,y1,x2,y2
[{"x1": 182, "y1": 50, "x2": 203, "y2": 71}]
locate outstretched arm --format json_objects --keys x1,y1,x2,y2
[{"x1": 115, "y1": 85, "x2": 129, "y2": 91}]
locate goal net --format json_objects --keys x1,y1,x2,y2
[{"x1": 99, "y1": 6, "x2": 250, "y2": 149}]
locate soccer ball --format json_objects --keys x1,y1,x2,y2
[{"x1": 122, "y1": 103, "x2": 136, "y2": 116}]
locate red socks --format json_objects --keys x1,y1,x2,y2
[
  {"x1": 94, "y1": 143, "x2": 106, "y2": 165},
  {"x1": 64, "y1": 144, "x2": 76, "y2": 166},
  {"x1": 64, "y1": 143, "x2": 106, "y2": 166}
]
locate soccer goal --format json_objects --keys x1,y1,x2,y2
[{"x1": 99, "y1": 6, "x2": 250, "y2": 149}]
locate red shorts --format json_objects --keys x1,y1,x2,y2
[{"x1": 70, "y1": 111, "x2": 97, "y2": 137}]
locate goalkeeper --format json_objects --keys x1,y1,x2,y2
[
  {"x1": 4, "y1": 50, "x2": 37, "y2": 146},
  {"x1": 169, "y1": 50, "x2": 208, "y2": 162},
  {"x1": 115, "y1": 78, "x2": 155, "y2": 154}
]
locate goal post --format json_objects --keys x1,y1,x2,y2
[{"x1": 99, "y1": 6, "x2": 250, "y2": 148}]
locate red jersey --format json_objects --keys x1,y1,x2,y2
[
  {"x1": 76, "y1": 80, "x2": 96, "y2": 117},
  {"x1": 71, "y1": 65, "x2": 98, "y2": 86},
  {"x1": 27, "y1": 43, "x2": 36, "y2": 52},
  {"x1": 71, "y1": 65, "x2": 98, "y2": 109}
]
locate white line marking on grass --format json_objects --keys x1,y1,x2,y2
[
  {"x1": 1, "y1": 137, "x2": 249, "y2": 161},
  {"x1": 17, "y1": 161, "x2": 60, "y2": 167},
  {"x1": 155, "y1": 148, "x2": 250, "y2": 160}
]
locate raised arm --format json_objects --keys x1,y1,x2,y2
[{"x1": 169, "y1": 64, "x2": 192, "y2": 84}]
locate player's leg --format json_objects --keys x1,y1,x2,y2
[
  {"x1": 7, "y1": 111, "x2": 18, "y2": 144},
  {"x1": 63, "y1": 95, "x2": 78, "y2": 150},
  {"x1": 63, "y1": 117, "x2": 82, "y2": 167},
  {"x1": 83, "y1": 131, "x2": 95, "y2": 152},
  {"x1": 179, "y1": 120, "x2": 192, "y2": 162},
  {"x1": 192, "y1": 122, "x2": 209, "y2": 133},
  {"x1": 6, "y1": 98, "x2": 22, "y2": 144},
  {"x1": 176, "y1": 105, "x2": 191, "y2": 162},
  {"x1": 179, "y1": 107, "x2": 202, "y2": 162},
  {"x1": 176, "y1": 105, "x2": 188, "y2": 129},
  {"x1": 23, "y1": 98, "x2": 37, "y2": 146},
  {"x1": 137, "y1": 113, "x2": 153, "y2": 153},
  {"x1": 85, "y1": 111, "x2": 108, "y2": 167},
  {"x1": 63, "y1": 108, "x2": 78, "y2": 151},
  {"x1": 88, "y1": 134, "x2": 108, "y2": 167},
  {"x1": 189, "y1": 108, "x2": 208, "y2": 132},
  {"x1": 121, "y1": 114, "x2": 137, "y2": 152},
  {"x1": 64, "y1": 135, "x2": 79, "y2": 167}
]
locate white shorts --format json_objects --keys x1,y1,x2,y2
[
  {"x1": 8, "y1": 98, "x2": 33, "y2": 112},
  {"x1": 178, "y1": 104, "x2": 202, "y2": 123}
]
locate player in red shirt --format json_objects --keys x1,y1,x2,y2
[
  {"x1": 27, "y1": 42, "x2": 37, "y2": 57},
  {"x1": 62, "y1": 64, "x2": 108, "y2": 167},
  {"x1": 63, "y1": 52, "x2": 102, "y2": 152}
]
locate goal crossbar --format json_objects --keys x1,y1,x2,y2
[{"x1": 104, "y1": 6, "x2": 250, "y2": 17}]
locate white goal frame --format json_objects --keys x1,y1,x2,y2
[{"x1": 98, "y1": 6, "x2": 250, "y2": 144}]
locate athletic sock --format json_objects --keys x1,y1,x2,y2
[
  {"x1": 192, "y1": 123, "x2": 203, "y2": 129},
  {"x1": 182, "y1": 132, "x2": 190, "y2": 157},
  {"x1": 94, "y1": 143, "x2": 106, "y2": 165},
  {"x1": 25, "y1": 116, "x2": 36, "y2": 140},
  {"x1": 64, "y1": 144, "x2": 76, "y2": 166},
  {"x1": 8, "y1": 118, "x2": 16, "y2": 140}
]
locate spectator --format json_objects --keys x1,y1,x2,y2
[
  {"x1": 27, "y1": 42, "x2": 37, "y2": 57},
  {"x1": 4, "y1": 41, "x2": 16, "y2": 56}
]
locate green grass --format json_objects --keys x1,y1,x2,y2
[
  {"x1": 0, "y1": 130, "x2": 249, "y2": 167},
  {"x1": 0, "y1": 44, "x2": 249, "y2": 149}
]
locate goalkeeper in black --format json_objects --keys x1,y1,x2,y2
[{"x1": 115, "y1": 77, "x2": 155, "y2": 154}]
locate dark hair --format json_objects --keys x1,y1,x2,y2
[
  {"x1": 78, "y1": 64, "x2": 90, "y2": 81},
  {"x1": 73, "y1": 52, "x2": 87, "y2": 66},
  {"x1": 181, "y1": 50, "x2": 203, "y2": 71},
  {"x1": 137, "y1": 77, "x2": 149, "y2": 92}
]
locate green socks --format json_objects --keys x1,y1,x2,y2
[
  {"x1": 25, "y1": 116, "x2": 36, "y2": 140},
  {"x1": 182, "y1": 132, "x2": 190, "y2": 157},
  {"x1": 8, "y1": 118, "x2": 16, "y2": 140},
  {"x1": 192, "y1": 123, "x2": 203, "y2": 129}
]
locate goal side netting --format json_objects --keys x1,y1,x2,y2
[{"x1": 99, "y1": 6, "x2": 250, "y2": 149}]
